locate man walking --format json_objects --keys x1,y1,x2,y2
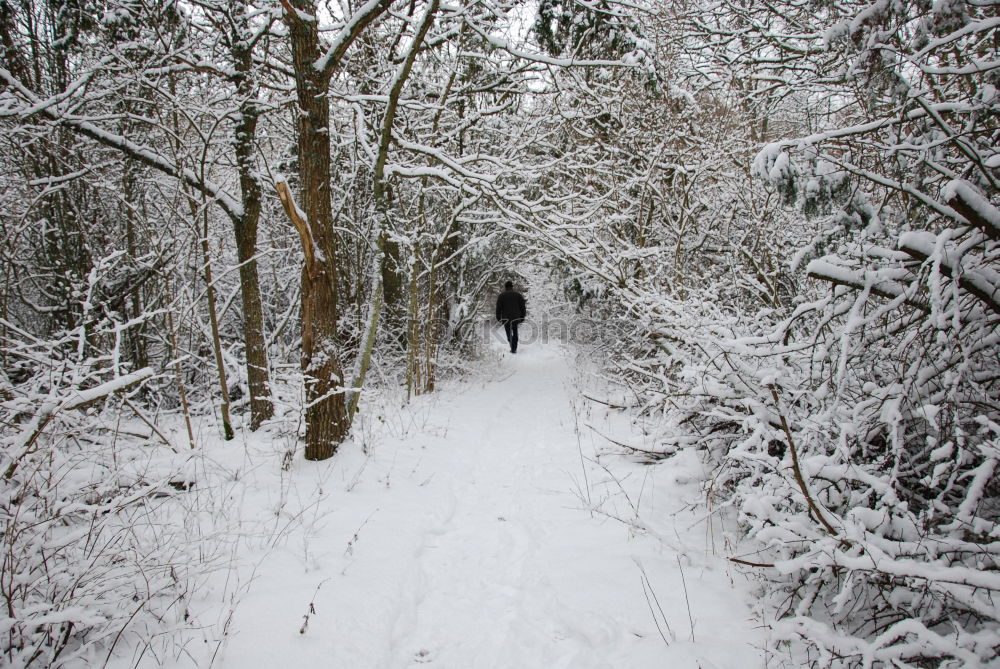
[{"x1": 495, "y1": 281, "x2": 526, "y2": 354}]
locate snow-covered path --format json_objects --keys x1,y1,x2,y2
[{"x1": 168, "y1": 343, "x2": 765, "y2": 669}]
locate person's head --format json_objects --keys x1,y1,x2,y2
[{"x1": 504, "y1": 281, "x2": 513, "y2": 290}]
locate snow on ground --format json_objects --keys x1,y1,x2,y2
[{"x1": 119, "y1": 337, "x2": 766, "y2": 669}]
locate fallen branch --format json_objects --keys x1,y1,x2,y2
[
  {"x1": 3, "y1": 368, "x2": 155, "y2": 480},
  {"x1": 582, "y1": 393, "x2": 629, "y2": 409},
  {"x1": 583, "y1": 422, "x2": 672, "y2": 459},
  {"x1": 728, "y1": 556, "x2": 776, "y2": 568},
  {"x1": 123, "y1": 398, "x2": 179, "y2": 453},
  {"x1": 768, "y1": 384, "x2": 848, "y2": 547}
]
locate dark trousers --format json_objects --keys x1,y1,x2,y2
[{"x1": 503, "y1": 319, "x2": 520, "y2": 352}]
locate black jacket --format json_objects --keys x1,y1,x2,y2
[{"x1": 496, "y1": 290, "x2": 526, "y2": 322}]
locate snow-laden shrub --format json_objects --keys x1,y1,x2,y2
[
  {"x1": 0, "y1": 258, "x2": 208, "y2": 668},
  {"x1": 543, "y1": 0, "x2": 998, "y2": 663},
  {"x1": 1, "y1": 416, "x2": 199, "y2": 668},
  {"x1": 646, "y1": 185, "x2": 1000, "y2": 665},
  {"x1": 574, "y1": 143, "x2": 999, "y2": 666},
  {"x1": 657, "y1": 1, "x2": 1000, "y2": 661}
]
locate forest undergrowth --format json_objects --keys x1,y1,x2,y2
[
  {"x1": 581, "y1": 263, "x2": 1000, "y2": 667},
  {"x1": 2, "y1": 0, "x2": 997, "y2": 667}
]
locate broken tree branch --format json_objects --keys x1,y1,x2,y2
[{"x1": 276, "y1": 180, "x2": 317, "y2": 278}]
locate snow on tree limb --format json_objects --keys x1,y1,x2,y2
[
  {"x1": 0, "y1": 66, "x2": 244, "y2": 221},
  {"x1": 3, "y1": 367, "x2": 155, "y2": 481},
  {"x1": 942, "y1": 179, "x2": 1000, "y2": 241},
  {"x1": 898, "y1": 231, "x2": 1000, "y2": 317},
  {"x1": 312, "y1": 0, "x2": 393, "y2": 77},
  {"x1": 806, "y1": 258, "x2": 927, "y2": 312}
]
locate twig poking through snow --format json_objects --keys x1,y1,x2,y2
[
  {"x1": 345, "y1": 510, "x2": 378, "y2": 557},
  {"x1": 299, "y1": 579, "x2": 330, "y2": 635},
  {"x1": 635, "y1": 558, "x2": 674, "y2": 646},
  {"x1": 571, "y1": 393, "x2": 594, "y2": 516},
  {"x1": 677, "y1": 555, "x2": 696, "y2": 642}
]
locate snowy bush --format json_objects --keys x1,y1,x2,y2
[
  {"x1": 0, "y1": 259, "x2": 207, "y2": 668},
  {"x1": 571, "y1": 2, "x2": 1000, "y2": 665},
  {"x1": 1, "y1": 423, "x2": 200, "y2": 667},
  {"x1": 665, "y1": 206, "x2": 1000, "y2": 664},
  {"x1": 586, "y1": 177, "x2": 1000, "y2": 664}
]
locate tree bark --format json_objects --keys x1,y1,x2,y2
[
  {"x1": 381, "y1": 236, "x2": 406, "y2": 345},
  {"x1": 281, "y1": 0, "x2": 391, "y2": 459},
  {"x1": 186, "y1": 191, "x2": 235, "y2": 441},
  {"x1": 122, "y1": 169, "x2": 149, "y2": 371},
  {"x1": 165, "y1": 277, "x2": 197, "y2": 450},
  {"x1": 231, "y1": 18, "x2": 274, "y2": 430},
  {"x1": 284, "y1": 3, "x2": 351, "y2": 459},
  {"x1": 405, "y1": 267, "x2": 421, "y2": 399},
  {"x1": 347, "y1": 232, "x2": 386, "y2": 419}
]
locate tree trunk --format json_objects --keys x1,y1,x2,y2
[
  {"x1": 346, "y1": 232, "x2": 386, "y2": 419},
  {"x1": 231, "y1": 23, "x2": 274, "y2": 430},
  {"x1": 381, "y1": 236, "x2": 406, "y2": 346},
  {"x1": 424, "y1": 261, "x2": 439, "y2": 393},
  {"x1": 405, "y1": 267, "x2": 421, "y2": 399},
  {"x1": 195, "y1": 197, "x2": 234, "y2": 441},
  {"x1": 165, "y1": 277, "x2": 197, "y2": 450},
  {"x1": 281, "y1": 0, "x2": 391, "y2": 459},
  {"x1": 281, "y1": 0, "x2": 350, "y2": 458},
  {"x1": 277, "y1": 175, "x2": 350, "y2": 459},
  {"x1": 299, "y1": 263, "x2": 349, "y2": 460},
  {"x1": 123, "y1": 169, "x2": 149, "y2": 371},
  {"x1": 232, "y1": 208, "x2": 273, "y2": 429}
]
